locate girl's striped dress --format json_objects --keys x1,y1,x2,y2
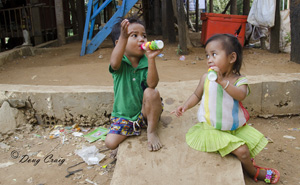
[
  {"x1": 186, "y1": 76, "x2": 268, "y2": 157},
  {"x1": 197, "y1": 76, "x2": 250, "y2": 131}
]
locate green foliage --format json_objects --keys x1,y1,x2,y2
[
  {"x1": 176, "y1": 44, "x2": 182, "y2": 55},
  {"x1": 284, "y1": 32, "x2": 291, "y2": 44},
  {"x1": 206, "y1": 0, "x2": 254, "y2": 15}
]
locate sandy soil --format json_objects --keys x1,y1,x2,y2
[
  {"x1": 0, "y1": 35, "x2": 300, "y2": 185},
  {"x1": 0, "y1": 36, "x2": 299, "y2": 86}
]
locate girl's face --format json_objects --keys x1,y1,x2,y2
[
  {"x1": 125, "y1": 23, "x2": 147, "y2": 57},
  {"x1": 205, "y1": 40, "x2": 234, "y2": 74}
]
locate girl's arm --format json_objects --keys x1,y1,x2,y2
[
  {"x1": 110, "y1": 20, "x2": 130, "y2": 71},
  {"x1": 218, "y1": 79, "x2": 248, "y2": 101},
  {"x1": 172, "y1": 74, "x2": 206, "y2": 117},
  {"x1": 210, "y1": 65, "x2": 248, "y2": 101}
]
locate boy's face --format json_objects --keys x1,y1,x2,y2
[{"x1": 124, "y1": 23, "x2": 147, "y2": 57}]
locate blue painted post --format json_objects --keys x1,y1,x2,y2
[
  {"x1": 80, "y1": 0, "x2": 94, "y2": 56},
  {"x1": 81, "y1": 0, "x2": 139, "y2": 55},
  {"x1": 91, "y1": 0, "x2": 113, "y2": 20},
  {"x1": 88, "y1": 0, "x2": 99, "y2": 40}
]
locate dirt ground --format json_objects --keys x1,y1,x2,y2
[{"x1": 0, "y1": 35, "x2": 300, "y2": 185}]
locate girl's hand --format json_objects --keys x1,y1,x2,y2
[
  {"x1": 171, "y1": 106, "x2": 186, "y2": 117},
  {"x1": 120, "y1": 19, "x2": 131, "y2": 39},
  {"x1": 209, "y1": 66, "x2": 226, "y2": 85}
]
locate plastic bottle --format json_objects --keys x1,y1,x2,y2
[
  {"x1": 141, "y1": 40, "x2": 164, "y2": 50},
  {"x1": 207, "y1": 68, "x2": 217, "y2": 81}
]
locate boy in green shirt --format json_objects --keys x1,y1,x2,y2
[{"x1": 105, "y1": 16, "x2": 163, "y2": 152}]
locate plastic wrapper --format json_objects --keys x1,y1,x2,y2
[{"x1": 75, "y1": 145, "x2": 105, "y2": 165}]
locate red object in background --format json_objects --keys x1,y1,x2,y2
[{"x1": 200, "y1": 13, "x2": 248, "y2": 46}]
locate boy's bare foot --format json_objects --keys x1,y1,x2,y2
[{"x1": 147, "y1": 132, "x2": 162, "y2": 151}]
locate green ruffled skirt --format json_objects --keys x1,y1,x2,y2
[{"x1": 186, "y1": 122, "x2": 268, "y2": 157}]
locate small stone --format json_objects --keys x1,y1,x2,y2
[
  {"x1": 27, "y1": 177, "x2": 33, "y2": 183},
  {"x1": 7, "y1": 99, "x2": 26, "y2": 108},
  {"x1": 0, "y1": 142, "x2": 10, "y2": 150},
  {"x1": 283, "y1": 135, "x2": 296, "y2": 139}
]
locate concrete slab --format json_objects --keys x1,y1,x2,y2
[
  {"x1": 0, "y1": 84, "x2": 114, "y2": 126},
  {"x1": 111, "y1": 74, "x2": 300, "y2": 185},
  {"x1": 0, "y1": 73, "x2": 299, "y2": 184},
  {"x1": 243, "y1": 73, "x2": 300, "y2": 116},
  {"x1": 111, "y1": 81, "x2": 245, "y2": 185}
]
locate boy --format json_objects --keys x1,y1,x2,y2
[{"x1": 105, "y1": 16, "x2": 163, "y2": 152}]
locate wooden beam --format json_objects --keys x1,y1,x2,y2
[
  {"x1": 290, "y1": 0, "x2": 300, "y2": 63},
  {"x1": 195, "y1": 0, "x2": 199, "y2": 32},
  {"x1": 154, "y1": 0, "x2": 161, "y2": 35},
  {"x1": 30, "y1": 0, "x2": 43, "y2": 45},
  {"x1": 243, "y1": 0, "x2": 250, "y2": 15},
  {"x1": 176, "y1": 0, "x2": 188, "y2": 54},
  {"x1": 162, "y1": 0, "x2": 167, "y2": 39},
  {"x1": 76, "y1": 0, "x2": 85, "y2": 40},
  {"x1": 55, "y1": 0, "x2": 66, "y2": 45},
  {"x1": 269, "y1": 0, "x2": 280, "y2": 53},
  {"x1": 230, "y1": 0, "x2": 237, "y2": 15},
  {"x1": 69, "y1": 0, "x2": 78, "y2": 34},
  {"x1": 209, "y1": 0, "x2": 213, "y2": 13},
  {"x1": 162, "y1": 0, "x2": 176, "y2": 42}
]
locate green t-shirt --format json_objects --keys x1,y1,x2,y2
[{"x1": 109, "y1": 55, "x2": 148, "y2": 121}]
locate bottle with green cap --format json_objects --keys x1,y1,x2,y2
[
  {"x1": 141, "y1": 40, "x2": 164, "y2": 50},
  {"x1": 207, "y1": 68, "x2": 217, "y2": 81}
]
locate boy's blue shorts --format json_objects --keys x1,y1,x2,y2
[
  {"x1": 108, "y1": 113, "x2": 147, "y2": 136},
  {"x1": 108, "y1": 98, "x2": 164, "y2": 136}
]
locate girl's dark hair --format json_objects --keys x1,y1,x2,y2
[
  {"x1": 110, "y1": 15, "x2": 145, "y2": 46},
  {"x1": 204, "y1": 34, "x2": 243, "y2": 75}
]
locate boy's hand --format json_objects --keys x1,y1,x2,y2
[
  {"x1": 171, "y1": 106, "x2": 186, "y2": 117},
  {"x1": 144, "y1": 44, "x2": 163, "y2": 60},
  {"x1": 120, "y1": 19, "x2": 131, "y2": 39}
]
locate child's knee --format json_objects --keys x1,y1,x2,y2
[
  {"x1": 105, "y1": 138, "x2": 118, "y2": 150},
  {"x1": 234, "y1": 145, "x2": 250, "y2": 159},
  {"x1": 144, "y1": 88, "x2": 160, "y2": 101}
]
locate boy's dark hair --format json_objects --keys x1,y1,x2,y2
[
  {"x1": 110, "y1": 15, "x2": 145, "y2": 46},
  {"x1": 205, "y1": 34, "x2": 243, "y2": 75}
]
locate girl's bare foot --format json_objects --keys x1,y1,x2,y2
[{"x1": 147, "y1": 132, "x2": 162, "y2": 151}]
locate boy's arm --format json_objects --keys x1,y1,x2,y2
[
  {"x1": 146, "y1": 57, "x2": 159, "y2": 88},
  {"x1": 145, "y1": 49, "x2": 161, "y2": 88},
  {"x1": 110, "y1": 20, "x2": 130, "y2": 71}
]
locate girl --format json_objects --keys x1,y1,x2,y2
[{"x1": 172, "y1": 34, "x2": 280, "y2": 184}]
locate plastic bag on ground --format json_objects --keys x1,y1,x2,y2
[{"x1": 75, "y1": 145, "x2": 105, "y2": 165}]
